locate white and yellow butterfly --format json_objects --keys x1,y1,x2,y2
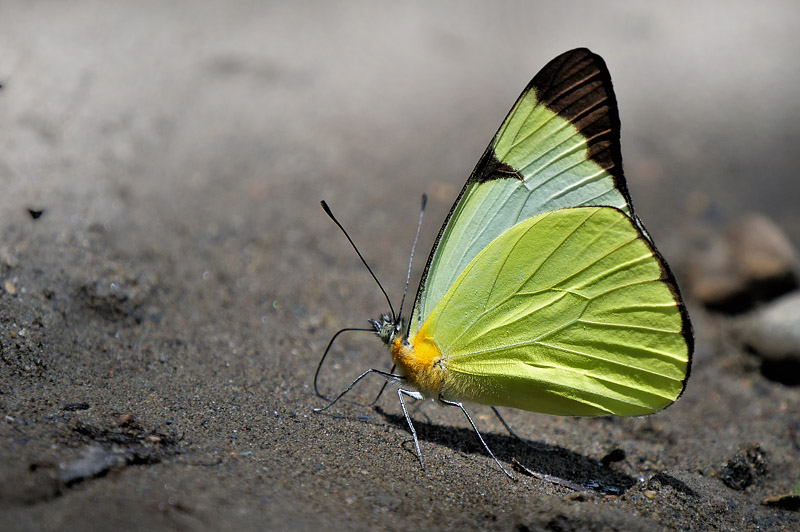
[{"x1": 316, "y1": 48, "x2": 693, "y2": 478}]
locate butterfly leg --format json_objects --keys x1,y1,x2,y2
[
  {"x1": 490, "y1": 407, "x2": 553, "y2": 453},
  {"x1": 314, "y1": 368, "x2": 402, "y2": 412},
  {"x1": 397, "y1": 388, "x2": 425, "y2": 469},
  {"x1": 441, "y1": 399, "x2": 514, "y2": 480},
  {"x1": 369, "y1": 364, "x2": 397, "y2": 405}
]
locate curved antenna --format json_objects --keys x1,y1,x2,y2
[
  {"x1": 397, "y1": 194, "x2": 427, "y2": 320},
  {"x1": 321, "y1": 201, "x2": 396, "y2": 321},
  {"x1": 314, "y1": 326, "x2": 373, "y2": 400}
]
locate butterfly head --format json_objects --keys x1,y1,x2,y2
[{"x1": 369, "y1": 314, "x2": 405, "y2": 345}]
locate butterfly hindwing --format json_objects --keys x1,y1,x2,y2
[{"x1": 412, "y1": 206, "x2": 690, "y2": 416}]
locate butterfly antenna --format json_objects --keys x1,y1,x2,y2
[
  {"x1": 321, "y1": 201, "x2": 396, "y2": 321},
  {"x1": 397, "y1": 194, "x2": 427, "y2": 320}
]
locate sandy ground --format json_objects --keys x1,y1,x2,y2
[{"x1": 1, "y1": 2, "x2": 800, "y2": 530}]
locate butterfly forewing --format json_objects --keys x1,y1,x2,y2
[{"x1": 410, "y1": 48, "x2": 640, "y2": 335}]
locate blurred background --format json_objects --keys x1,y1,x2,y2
[{"x1": 2, "y1": 1, "x2": 799, "y2": 242}]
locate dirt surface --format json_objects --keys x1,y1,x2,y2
[{"x1": 2, "y1": 2, "x2": 800, "y2": 531}]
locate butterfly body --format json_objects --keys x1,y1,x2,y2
[{"x1": 390, "y1": 330, "x2": 444, "y2": 399}]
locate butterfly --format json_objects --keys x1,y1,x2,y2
[{"x1": 316, "y1": 48, "x2": 693, "y2": 478}]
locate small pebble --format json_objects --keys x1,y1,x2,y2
[
  {"x1": 687, "y1": 214, "x2": 798, "y2": 312},
  {"x1": 739, "y1": 292, "x2": 800, "y2": 363},
  {"x1": 4, "y1": 280, "x2": 16, "y2": 295}
]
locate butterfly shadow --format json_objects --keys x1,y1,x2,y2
[{"x1": 373, "y1": 405, "x2": 637, "y2": 494}]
